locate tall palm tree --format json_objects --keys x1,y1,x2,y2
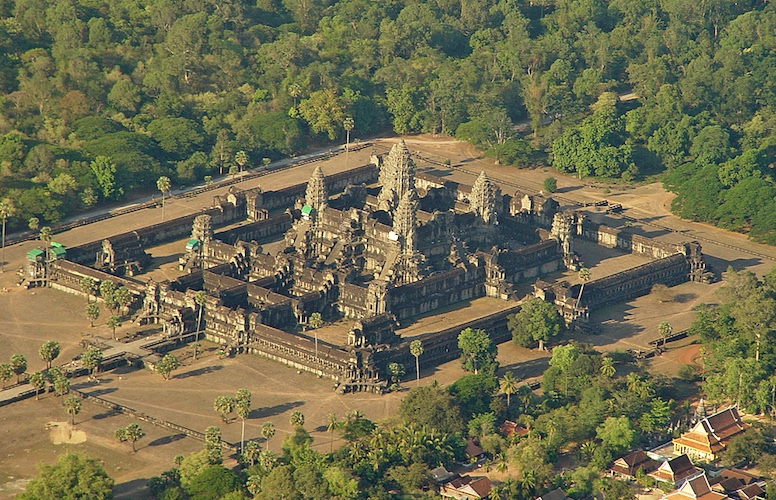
[
  {"x1": 29, "y1": 372, "x2": 46, "y2": 400},
  {"x1": 157, "y1": 176, "x2": 171, "y2": 221},
  {"x1": 194, "y1": 290, "x2": 207, "y2": 343},
  {"x1": 288, "y1": 83, "x2": 301, "y2": 109},
  {"x1": 0, "y1": 198, "x2": 16, "y2": 273},
  {"x1": 39, "y1": 226, "x2": 52, "y2": 282},
  {"x1": 600, "y1": 356, "x2": 616, "y2": 378},
  {"x1": 409, "y1": 339, "x2": 424, "y2": 386},
  {"x1": 500, "y1": 371, "x2": 519, "y2": 408},
  {"x1": 261, "y1": 422, "x2": 275, "y2": 451},
  {"x1": 658, "y1": 321, "x2": 672, "y2": 349},
  {"x1": 327, "y1": 412, "x2": 340, "y2": 453},
  {"x1": 214, "y1": 395, "x2": 236, "y2": 423},
  {"x1": 344, "y1": 116, "x2": 354, "y2": 165},
  {"x1": 576, "y1": 267, "x2": 591, "y2": 308},
  {"x1": 64, "y1": 395, "x2": 81, "y2": 425},
  {"x1": 235, "y1": 150, "x2": 248, "y2": 172},
  {"x1": 106, "y1": 315, "x2": 121, "y2": 341},
  {"x1": 235, "y1": 388, "x2": 251, "y2": 452}
]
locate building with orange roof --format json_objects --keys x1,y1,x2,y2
[
  {"x1": 649, "y1": 455, "x2": 703, "y2": 487},
  {"x1": 672, "y1": 407, "x2": 747, "y2": 462}
]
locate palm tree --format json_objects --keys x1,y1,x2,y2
[
  {"x1": 106, "y1": 315, "x2": 121, "y2": 341},
  {"x1": 410, "y1": 339, "x2": 424, "y2": 386},
  {"x1": 156, "y1": 176, "x2": 171, "y2": 221},
  {"x1": 495, "y1": 452, "x2": 509, "y2": 473},
  {"x1": 29, "y1": 372, "x2": 46, "y2": 400},
  {"x1": 80, "y1": 277, "x2": 97, "y2": 304},
  {"x1": 243, "y1": 442, "x2": 261, "y2": 466},
  {"x1": 327, "y1": 412, "x2": 340, "y2": 453},
  {"x1": 247, "y1": 475, "x2": 262, "y2": 496},
  {"x1": 39, "y1": 226, "x2": 52, "y2": 282},
  {"x1": 0, "y1": 363, "x2": 11, "y2": 389},
  {"x1": 64, "y1": 395, "x2": 81, "y2": 425},
  {"x1": 344, "y1": 116, "x2": 354, "y2": 165},
  {"x1": 125, "y1": 423, "x2": 144, "y2": 452},
  {"x1": 38, "y1": 341, "x2": 61, "y2": 370},
  {"x1": 626, "y1": 372, "x2": 642, "y2": 393},
  {"x1": 500, "y1": 371, "x2": 519, "y2": 408},
  {"x1": 86, "y1": 303, "x2": 100, "y2": 327},
  {"x1": 53, "y1": 374, "x2": 70, "y2": 401},
  {"x1": 600, "y1": 356, "x2": 616, "y2": 378},
  {"x1": 658, "y1": 321, "x2": 672, "y2": 349},
  {"x1": 10, "y1": 353, "x2": 26, "y2": 383},
  {"x1": 191, "y1": 342, "x2": 202, "y2": 360},
  {"x1": 214, "y1": 395, "x2": 236, "y2": 423},
  {"x1": 308, "y1": 312, "x2": 322, "y2": 358},
  {"x1": 28, "y1": 217, "x2": 39, "y2": 232},
  {"x1": 235, "y1": 388, "x2": 251, "y2": 452},
  {"x1": 259, "y1": 450, "x2": 277, "y2": 472},
  {"x1": 261, "y1": 422, "x2": 275, "y2": 451},
  {"x1": 288, "y1": 83, "x2": 301, "y2": 109},
  {"x1": 194, "y1": 290, "x2": 207, "y2": 343},
  {"x1": 0, "y1": 198, "x2": 15, "y2": 273},
  {"x1": 82, "y1": 347, "x2": 103, "y2": 379},
  {"x1": 576, "y1": 267, "x2": 591, "y2": 308},
  {"x1": 290, "y1": 410, "x2": 305, "y2": 428},
  {"x1": 235, "y1": 150, "x2": 248, "y2": 172}
]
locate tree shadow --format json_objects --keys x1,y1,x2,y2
[
  {"x1": 92, "y1": 407, "x2": 120, "y2": 420},
  {"x1": 249, "y1": 400, "x2": 305, "y2": 419},
  {"x1": 79, "y1": 387, "x2": 118, "y2": 398},
  {"x1": 143, "y1": 254, "x2": 182, "y2": 273},
  {"x1": 148, "y1": 433, "x2": 187, "y2": 447},
  {"x1": 113, "y1": 478, "x2": 150, "y2": 500},
  {"x1": 703, "y1": 255, "x2": 761, "y2": 275},
  {"x1": 173, "y1": 365, "x2": 223, "y2": 380},
  {"x1": 499, "y1": 357, "x2": 550, "y2": 380},
  {"x1": 673, "y1": 293, "x2": 697, "y2": 304}
]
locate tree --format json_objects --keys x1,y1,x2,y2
[
  {"x1": 0, "y1": 363, "x2": 12, "y2": 389},
  {"x1": 458, "y1": 328, "x2": 497, "y2": 374},
  {"x1": 543, "y1": 177, "x2": 557, "y2": 193},
  {"x1": 113, "y1": 286, "x2": 132, "y2": 317},
  {"x1": 235, "y1": 388, "x2": 251, "y2": 452},
  {"x1": 53, "y1": 373, "x2": 70, "y2": 400},
  {"x1": 290, "y1": 410, "x2": 305, "y2": 428},
  {"x1": 99, "y1": 279, "x2": 115, "y2": 303},
  {"x1": 194, "y1": 290, "x2": 207, "y2": 343},
  {"x1": 262, "y1": 422, "x2": 276, "y2": 451},
  {"x1": 235, "y1": 150, "x2": 249, "y2": 172},
  {"x1": 10, "y1": 353, "x2": 27, "y2": 383},
  {"x1": 187, "y1": 465, "x2": 239, "y2": 499},
  {"x1": 400, "y1": 384, "x2": 465, "y2": 434},
  {"x1": 80, "y1": 277, "x2": 97, "y2": 303},
  {"x1": 29, "y1": 371, "x2": 46, "y2": 400},
  {"x1": 410, "y1": 339, "x2": 424, "y2": 386},
  {"x1": 157, "y1": 176, "x2": 171, "y2": 221},
  {"x1": 596, "y1": 416, "x2": 635, "y2": 454},
  {"x1": 82, "y1": 347, "x2": 103, "y2": 379},
  {"x1": 125, "y1": 423, "x2": 144, "y2": 452},
  {"x1": 214, "y1": 395, "x2": 236, "y2": 423},
  {"x1": 86, "y1": 303, "x2": 100, "y2": 327},
  {"x1": 299, "y1": 89, "x2": 346, "y2": 140},
  {"x1": 28, "y1": 217, "x2": 39, "y2": 232},
  {"x1": 65, "y1": 395, "x2": 82, "y2": 425},
  {"x1": 243, "y1": 441, "x2": 261, "y2": 466},
  {"x1": 308, "y1": 311, "x2": 322, "y2": 358},
  {"x1": 600, "y1": 356, "x2": 616, "y2": 378},
  {"x1": 327, "y1": 412, "x2": 340, "y2": 453},
  {"x1": 38, "y1": 341, "x2": 61, "y2": 370},
  {"x1": 106, "y1": 315, "x2": 121, "y2": 341},
  {"x1": 0, "y1": 198, "x2": 16, "y2": 273},
  {"x1": 19, "y1": 454, "x2": 113, "y2": 500},
  {"x1": 577, "y1": 268, "x2": 591, "y2": 308},
  {"x1": 387, "y1": 362, "x2": 406, "y2": 389},
  {"x1": 658, "y1": 321, "x2": 672, "y2": 348},
  {"x1": 89, "y1": 156, "x2": 122, "y2": 201},
  {"x1": 500, "y1": 371, "x2": 519, "y2": 408},
  {"x1": 344, "y1": 116, "x2": 355, "y2": 164},
  {"x1": 205, "y1": 426, "x2": 223, "y2": 464},
  {"x1": 508, "y1": 297, "x2": 562, "y2": 351},
  {"x1": 156, "y1": 353, "x2": 180, "y2": 380}
]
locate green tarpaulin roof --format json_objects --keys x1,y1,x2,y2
[{"x1": 301, "y1": 205, "x2": 313, "y2": 215}]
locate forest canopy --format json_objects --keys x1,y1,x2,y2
[{"x1": 0, "y1": 0, "x2": 775, "y2": 243}]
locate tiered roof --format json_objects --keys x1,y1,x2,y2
[{"x1": 673, "y1": 407, "x2": 747, "y2": 457}]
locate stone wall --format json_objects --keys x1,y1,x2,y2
[{"x1": 388, "y1": 264, "x2": 486, "y2": 320}]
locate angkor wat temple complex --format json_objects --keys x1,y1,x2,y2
[{"x1": 38, "y1": 142, "x2": 711, "y2": 392}]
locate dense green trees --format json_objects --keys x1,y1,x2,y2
[{"x1": 19, "y1": 454, "x2": 113, "y2": 500}]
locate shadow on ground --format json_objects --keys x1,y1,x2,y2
[
  {"x1": 250, "y1": 400, "x2": 304, "y2": 419},
  {"x1": 148, "y1": 433, "x2": 187, "y2": 447},
  {"x1": 174, "y1": 365, "x2": 223, "y2": 380}
]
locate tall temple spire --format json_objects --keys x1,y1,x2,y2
[
  {"x1": 393, "y1": 188, "x2": 418, "y2": 254},
  {"x1": 377, "y1": 140, "x2": 416, "y2": 214},
  {"x1": 469, "y1": 171, "x2": 495, "y2": 224},
  {"x1": 304, "y1": 165, "x2": 328, "y2": 213}
]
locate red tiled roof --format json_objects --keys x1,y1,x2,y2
[{"x1": 673, "y1": 407, "x2": 747, "y2": 456}]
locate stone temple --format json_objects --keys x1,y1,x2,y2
[{"x1": 39, "y1": 141, "x2": 711, "y2": 393}]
